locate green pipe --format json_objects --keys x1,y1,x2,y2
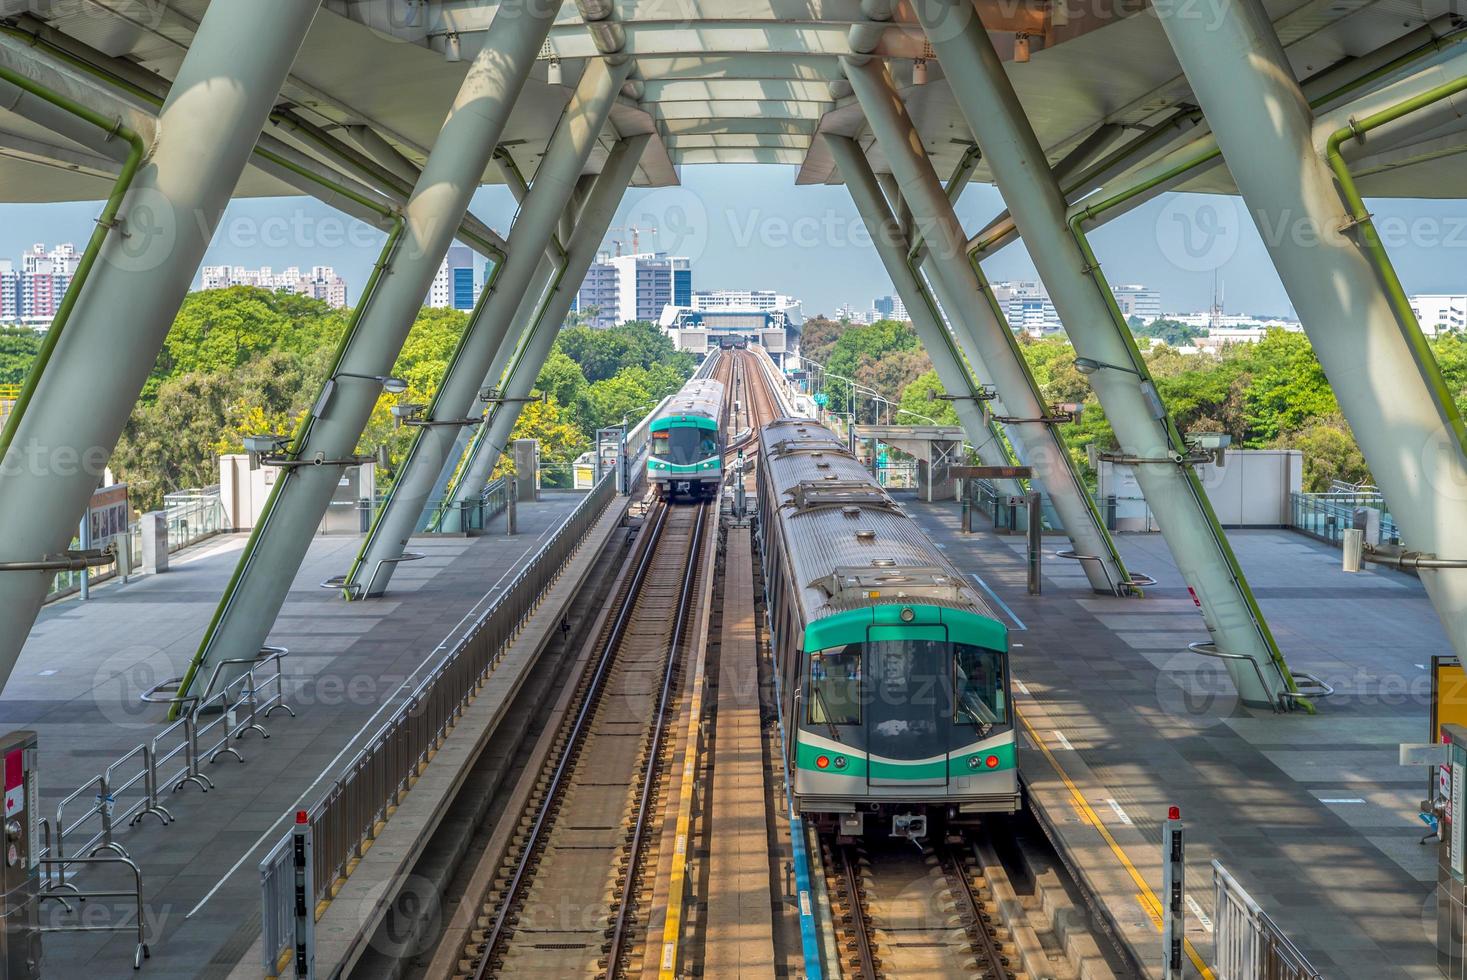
[
  {"x1": 0, "y1": 23, "x2": 510, "y2": 266},
  {"x1": 1326, "y1": 73, "x2": 1467, "y2": 458},
  {"x1": 0, "y1": 65, "x2": 146, "y2": 473}
]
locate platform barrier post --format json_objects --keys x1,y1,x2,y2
[
  {"x1": 292, "y1": 809, "x2": 315, "y2": 978},
  {"x1": 1162, "y1": 805, "x2": 1184, "y2": 980}
]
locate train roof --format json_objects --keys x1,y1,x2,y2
[
  {"x1": 758, "y1": 417, "x2": 1000, "y2": 629},
  {"x1": 653, "y1": 378, "x2": 724, "y2": 424}
]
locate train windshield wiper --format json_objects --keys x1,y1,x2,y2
[{"x1": 811, "y1": 687, "x2": 843, "y2": 743}]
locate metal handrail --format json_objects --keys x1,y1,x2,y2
[
  {"x1": 38, "y1": 850, "x2": 151, "y2": 969},
  {"x1": 1214, "y1": 860, "x2": 1322, "y2": 979},
  {"x1": 257, "y1": 470, "x2": 620, "y2": 974}
]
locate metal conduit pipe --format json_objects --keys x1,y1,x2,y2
[
  {"x1": 844, "y1": 53, "x2": 1130, "y2": 595},
  {"x1": 0, "y1": 65, "x2": 147, "y2": 473},
  {"x1": 0, "y1": 21, "x2": 513, "y2": 264},
  {"x1": 184, "y1": 3, "x2": 554, "y2": 689},
  {"x1": 445, "y1": 137, "x2": 650, "y2": 508},
  {"x1": 966, "y1": 18, "x2": 1467, "y2": 258}
]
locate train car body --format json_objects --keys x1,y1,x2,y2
[
  {"x1": 647, "y1": 378, "x2": 725, "y2": 500},
  {"x1": 756, "y1": 418, "x2": 1019, "y2": 838}
]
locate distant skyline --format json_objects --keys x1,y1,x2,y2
[{"x1": 3, "y1": 165, "x2": 1466, "y2": 318}]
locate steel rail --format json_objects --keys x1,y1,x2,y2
[
  {"x1": 835, "y1": 842, "x2": 878, "y2": 980},
  {"x1": 942, "y1": 842, "x2": 1015, "y2": 979},
  {"x1": 606, "y1": 500, "x2": 709, "y2": 976}
]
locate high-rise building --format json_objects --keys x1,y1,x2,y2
[
  {"x1": 13, "y1": 243, "x2": 79, "y2": 321},
  {"x1": 428, "y1": 244, "x2": 476, "y2": 310},
  {"x1": 989, "y1": 281, "x2": 1061, "y2": 334},
  {"x1": 0, "y1": 262, "x2": 18, "y2": 322},
  {"x1": 693, "y1": 290, "x2": 799, "y2": 314},
  {"x1": 199, "y1": 264, "x2": 349, "y2": 308},
  {"x1": 871, "y1": 294, "x2": 908, "y2": 321},
  {"x1": 574, "y1": 251, "x2": 692, "y2": 326},
  {"x1": 1111, "y1": 283, "x2": 1163, "y2": 323}
]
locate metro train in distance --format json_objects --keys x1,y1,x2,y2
[
  {"x1": 756, "y1": 417, "x2": 1019, "y2": 839},
  {"x1": 647, "y1": 376, "x2": 725, "y2": 500}
]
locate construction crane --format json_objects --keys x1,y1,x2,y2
[{"x1": 609, "y1": 224, "x2": 656, "y2": 254}]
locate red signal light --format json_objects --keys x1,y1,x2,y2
[
  {"x1": 1168, "y1": 805, "x2": 1181, "y2": 820},
  {"x1": 816, "y1": 755, "x2": 830, "y2": 769},
  {"x1": 985, "y1": 755, "x2": 1000, "y2": 769}
]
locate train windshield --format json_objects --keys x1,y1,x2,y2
[
  {"x1": 652, "y1": 426, "x2": 717, "y2": 465},
  {"x1": 954, "y1": 644, "x2": 1007, "y2": 729},
  {"x1": 806, "y1": 640, "x2": 1008, "y2": 741}
]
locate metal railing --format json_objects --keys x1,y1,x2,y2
[
  {"x1": 1213, "y1": 861, "x2": 1322, "y2": 980},
  {"x1": 1289, "y1": 490, "x2": 1399, "y2": 546},
  {"x1": 257, "y1": 470, "x2": 620, "y2": 974}
]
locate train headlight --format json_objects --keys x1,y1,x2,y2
[
  {"x1": 833, "y1": 756, "x2": 847, "y2": 770},
  {"x1": 899, "y1": 606, "x2": 915, "y2": 623},
  {"x1": 968, "y1": 756, "x2": 981, "y2": 770}
]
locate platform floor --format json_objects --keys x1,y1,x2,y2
[
  {"x1": 908, "y1": 501, "x2": 1444, "y2": 979},
  {"x1": 6, "y1": 494, "x2": 584, "y2": 978}
]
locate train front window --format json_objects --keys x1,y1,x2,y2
[
  {"x1": 954, "y1": 645, "x2": 1007, "y2": 729},
  {"x1": 653, "y1": 426, "x2": 712, "y2": 465},
  {"x1": 807, "y1": 648, "x2": 860, "y2": 726},
  {"x1": 867, "y1": 640, "x2": 947, "y2": 762}
]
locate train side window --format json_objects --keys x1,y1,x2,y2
[
  {"x1": 807, "y1": 647, "x2": 861, "y2": 726},
  {"x1": 954, "y1": 645, "x2": 1007, "y2": 727}
]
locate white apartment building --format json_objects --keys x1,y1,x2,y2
[
  {"x1": 199, "y1": 264, "x2": 349, "y2": 308},
  {"x1": 1409, "y1": 294, "x2": 1467, "y2": 335},
  {"x1": 1112, "y1": 283, "x2": 1163, "y2": 322}
]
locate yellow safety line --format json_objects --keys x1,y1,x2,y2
[
  {"x1": 1017, "y1": 707, "x2": 1216, "y2": 980},
  {"x1": 657, "y1": 511, "x2": 718, "y2": 979}
]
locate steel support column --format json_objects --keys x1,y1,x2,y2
[
  {"x1": 1155, "y1": 0, "x2": 1467, "y2": 672},
  {"x1": 447, "y1": 136, "x2": 651, "y2": 503},
  {"x1": 843, "y1": 55, "x2": 1129, "y2": 595},
  {"x1": 349, "y1": 58, "x2": 632, "y2": 597},
  {"x1": 0, "y1": 0, "x2": 324, "y2": 695},
  {"x1": 824, "y1": 135, "x2": 1015, "y2": 478},
  {"x1": 915, "y1": 0, "x2": 1291, "y2": 704},
  {"x1": 183, "y1": 5, "x2": 555, "y2": 691}
]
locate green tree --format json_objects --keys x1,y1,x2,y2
[
  {"x1": 1133, "y1": 317, "x2": 1207, "y2": 347},
  {"x1": 1275, "y1": 413, "x2": 1370, "y2": 491},
  {"x1": 895, "y1": 371, "x2": 959, "y2": 426},
  {"x1": 536, "y1": 349, "x2": 589, "y2": 406},
  {"x1": 0, "y1": 326, "x2": 42, "y2": 386}
]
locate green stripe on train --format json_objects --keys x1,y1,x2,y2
[
  {"x1": 794, "y1": 740, "x2": 1014, "y2": 779},
  {"x1": 648, "y1": 460, "x2": 722, "y2": 475}
]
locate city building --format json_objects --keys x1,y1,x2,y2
[
  {"x1": 991, "y1": 280, "x2": 1062, "y2": 334},
  {"x1": 0, "y1": 262, "x2": 16, "y2": 322},
  {"x1": 872, "y1": 294, "x2": 908, "y2": 321},
  {"x1": 0, "y1": 244, "x2": 83, "y2": 325},
  {"x1": 428, "y1": 244, "x2": 476, "y2": 310},
  {"x1": 199, "y1": 264, "x2": 349, "y2": 308},
  {"x1": 833, "y1": 303, "x2": 870, "y2": 323},
  {"x1": 1111, "y1": 283, "x2": 1163, "y2": 323},
  {"x1": 573, "y1": 251, "x2": 692, "y2": 326},
  {"x1": 692, "y1": 289, "x2": 798, "y2": 313},
  {"x1": 1409, "y1": 294, "x2": 1467, "y2": 335},
  {"x1": 659, "y1": 304, "x2": 800, "y2": 364}
]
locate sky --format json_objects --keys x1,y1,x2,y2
[{"x1": 3, "y1": 164, "x2": 1467, "y2": 318}]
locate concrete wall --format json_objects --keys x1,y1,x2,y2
[
  {"x1": 220, "y1": 455, "x2": 377, "y2": 533},
  {"x1": 1100, "y1": 449, "x2": 1302, "y2": 530}
]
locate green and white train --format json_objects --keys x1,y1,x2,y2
[
  {"x1": 647, "y1": 377, "x2": 725, "y2": 500},
  {"x1": 757, "y1": 417, "x2": 1019, "y2": 839}
]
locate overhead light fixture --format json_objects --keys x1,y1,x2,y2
[
  {"x1": 1014, "y1": 33, "x2": 1031, "y2": 64},
  {"x1": 444, "y1": 32, "x2": 462, "y2": 63},
  {"x1": 547, "y1": 57, "x2": 563, "y2": 85},
  {"x1": 912, "y1": 58, "x2": 928, "y2": 86},
  {"x1": 1051, "y1": 0, "x2": 1069, "y2": 28}
]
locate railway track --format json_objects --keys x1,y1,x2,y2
[
  {"x1": 823, "y1": 834, "x2": 1025, "y2": 980},
  {"x1": 454, "y1": 500, "x2": 711, "y2": 979}
]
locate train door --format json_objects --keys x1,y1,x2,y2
[{"x1": 865, "y1": 630, "x2": 950, "y2": 788}]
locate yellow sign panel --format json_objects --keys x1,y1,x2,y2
[{"x1": 1434, "y1": 657, "x2": 1467, "y2": 744}]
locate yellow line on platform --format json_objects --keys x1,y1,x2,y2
[{"x1": 1017, "y1": 707, "x2": 1216, "y2": 980}]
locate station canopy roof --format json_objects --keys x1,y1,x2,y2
[{"x1": 0, "y1": 0, "x2": 1463, "y2": 208}]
